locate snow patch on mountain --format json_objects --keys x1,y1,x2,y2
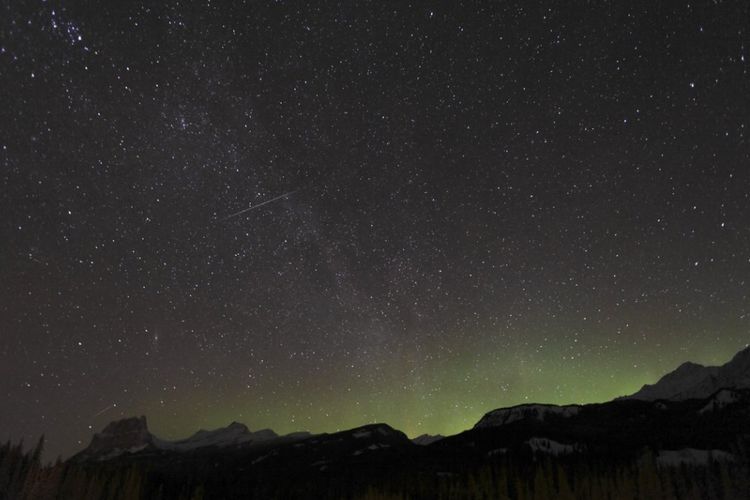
[
  {"x1": 699, "y1": 389, "x2": 740, "y2": 414},
  {"x1": 526, "y1": 437, "x2": 578, "y2": 455},
  {"x1": 353, "y1": 443, "x2": 391, "y2": 456},
  {"x1": 656, "y1": 448, "x2": 734, "y2": 467},
  {"x1": 474, "y1": 404, "x2": 581, "y2": 428},
  {"x1": 155, "y1": 422, "x2": 278, "y2": 451},
  {"x1": 412, "y1": 434, "x2": 444, "y2": 446},
  {"x1": 350, "y1": 424, "x2": 402, "y2": 440}
]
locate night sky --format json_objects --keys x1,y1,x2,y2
[{"x1": 2, "y1": 1, "x2": 749, "y2": 460}]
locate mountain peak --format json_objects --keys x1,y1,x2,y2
[
  {"x1": 74, "y1": 416, "x2": 154, "y2": 461},
  {"x1": 155, "y1": 422, "x2": 281, "y2": 453},
  {"x1": 622, "y1": 346, "x2": 750, "y2": 401},
  {"x1": 351, "y1": 423, "x2": 399, "y2": 435},
  {"x1": 101, "y1": 415, "x2": 148, "y2": 433},
  {"x1": 727, "y1": 345, "x2": 750, "y2": 366},
  {"x1": 344, "y1": 423, "x2": 412, "y2": 446},
  {"x1": 675, "y1": 361, "x2": 705, "y2": 372}
]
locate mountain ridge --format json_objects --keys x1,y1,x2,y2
[
  {"x1": 621, "y1": 345, "x2": 750, "y2": 401},
  {"x1": 73, "y1": 418, "x2": 310, "y2": 461},
  {"x1": 74, "y1": 344, "x2": 750, "y2": 466}
]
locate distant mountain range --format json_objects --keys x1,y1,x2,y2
[
  {"x1": 72, "y1": 417, "x2": 309, "y2": 462},
  {"x1": 29, "y1": 344, "x2": 750, "y2": 499},
  {"x1": 76, "y1": 345, "x2": 750, "y2": 463}
]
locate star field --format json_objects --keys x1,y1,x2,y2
[{"x1": 2, "y1": 1, "x2": 749, "y2": 459}]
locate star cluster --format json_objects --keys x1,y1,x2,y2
[{"x1": 1, "y1": 1, "x2": 749, "y2": 459}]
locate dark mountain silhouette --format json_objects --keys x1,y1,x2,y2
[
  {"x1": 73, "y1": 416, "x2": 154, "y2": 461},
  {"x1": 622, "y1": 345, "x2": 750, "y2": 400},
  {"x1": 5, "y1": 345, "x2": 750, "y2": 499},
  {"x1": 71, "y1": 419, "x2": 308, "y2": 463}
]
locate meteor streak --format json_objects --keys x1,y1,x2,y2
[
  {"x1": 92, "y1": 404, "x2": 115, "y2": 418},
  {"x1": 223, "y1": 190, "x2": 298, "y2": 220}
]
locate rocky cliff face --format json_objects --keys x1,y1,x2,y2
[{"x1": 75, "y1": 416, "x2": 154, "y2": 461}]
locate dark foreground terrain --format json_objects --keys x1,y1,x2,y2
[{"x1": 2, "y1": 389, "x2": 750, "y2": 499}]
